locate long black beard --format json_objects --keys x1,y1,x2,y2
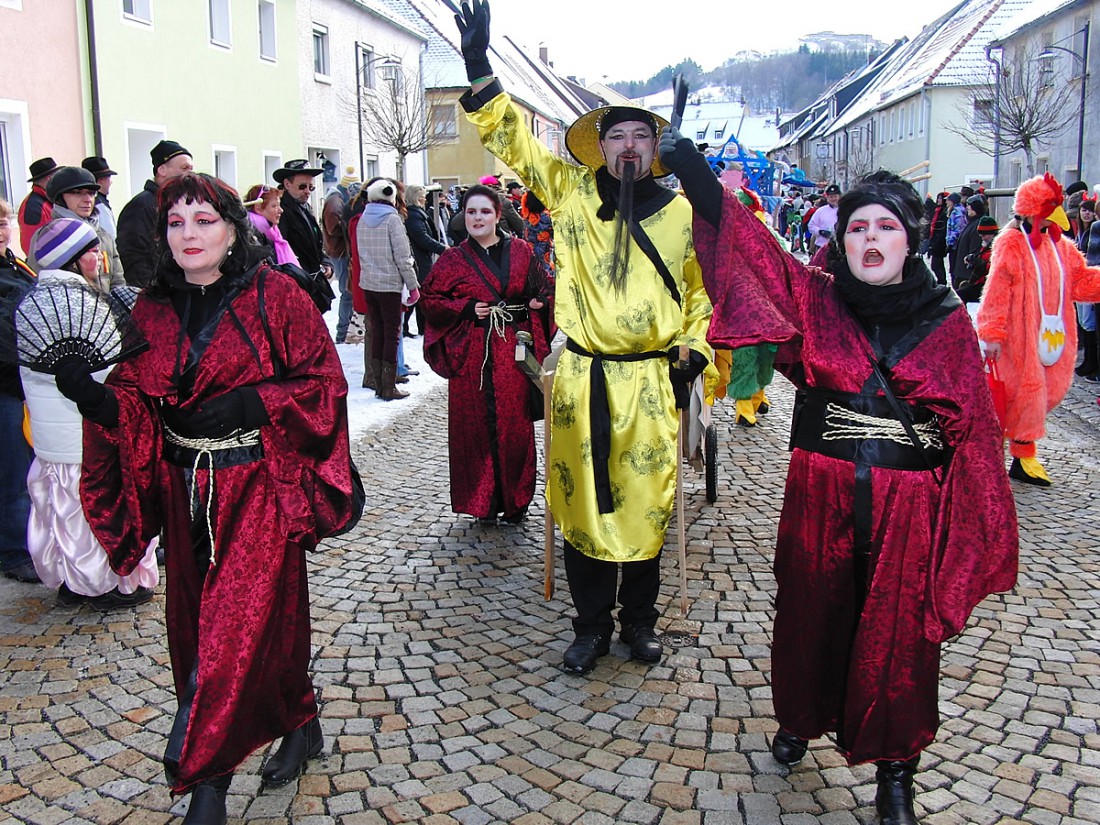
[{"x1": 605, "y1": 161, "x2": 636, "y2": 293}]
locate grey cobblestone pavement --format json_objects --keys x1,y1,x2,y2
[{"x1": 1, "y1": 370, "x2": 1099, "y2": 824}]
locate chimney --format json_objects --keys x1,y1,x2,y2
[{"x1": 539, "y1": 45, "x2": 549, "y2": 65}]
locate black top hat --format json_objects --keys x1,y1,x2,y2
[
  {"x1": 28, "y1": 157, "x2": 59, "y2": 182},
  {"x1": 81, "y1": 156, "x2": 117, "y2": 177},
  {"x1": 46, "y1": 167, "x2": 100, "y2": 204},
  {"x1": 150, "y1": 140, "x2": 191, "y2": 170},
  {"x1": 273, "y1": 159, "x2": 323, "y2": 184}
]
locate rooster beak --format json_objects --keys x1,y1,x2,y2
[{"x1": 1049, "y1": 205, "x2": 1071, "y2": 231}]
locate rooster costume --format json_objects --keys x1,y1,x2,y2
[{"x1": 977, "y1": 173, "x2": 1100, "y2": 484}]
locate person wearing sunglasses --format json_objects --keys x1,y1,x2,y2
[{"x1": 273, "y1": 159, "x2": 331, "y2": 280}]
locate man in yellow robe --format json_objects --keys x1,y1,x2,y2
[{"x1": 455, "y1": 0, "x2": 713, "y2": 674}]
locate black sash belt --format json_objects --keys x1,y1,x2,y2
[
  {"x1": 789, "y1": 386, "x2": 948, "y2": 616},
  {"x1": 566, "y1": 338, "x2": 667, "y2": 513},
  {"x1": 474, "y1": 306, "x2": 529, "y2": 327}
]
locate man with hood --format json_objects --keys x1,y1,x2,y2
[
  {"x1": 950, "y1": 194, "x2": 986, "y2": 288},
  {"x1": 453, "y1": 0, "x2": 713, "y2": 676}
]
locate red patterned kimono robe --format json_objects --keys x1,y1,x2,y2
[
  {"x1": 81, "y1": 265, "x2": 353, "y2": 791},
  {"x1": 695, "y1": 189, "x2": 1018, "y2": 764},
  {"x1": 421, "y1": 236, "x2": 554, "y2": 519}
]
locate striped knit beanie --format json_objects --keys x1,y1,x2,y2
[{"x1": 31, "y1": 218, "x2": 99, "y2": 271}]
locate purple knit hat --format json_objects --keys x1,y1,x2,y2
[{"x1": 31, "y1": 218, "x2": 99, "y2": 270}]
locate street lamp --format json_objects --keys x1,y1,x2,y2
[
  {"x1": 1038, "y1": 21, "x2": 1090, "y2": 182},
  {"x1": 355, "y1": 45, "x2": 401, "y2": 180}
]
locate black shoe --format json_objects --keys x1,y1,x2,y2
[
  {"x1": 875, "y1": 758, "x2": 919, "y2": 825},
  {"x1": 771, "y1": 729, "x2": 809, "y2": 766},
  {"x1": 1008, "y1": 458, "x2": 1052, "y2": 487},
  {"x1": 620, "y1": 625, "x2": 663, "y2": 663},
  {"x1": 57, "y1": 583, "x2": 89, "y2": 606},
  {"x1": 156, "y1": 545, "x2": 166, "y2": 566},
  {"x1": 261, "y1": 716, "x2": 323, "y2": 788},
  {"x1": 562, "y1": 634, "x2": 610, "y2": 674},
  {"x1": 183, "y1": 775, "x2": 231, "y2": 825},
  {"x1": 1, "y1": 558, "x2": 40, "y2": 583},
  {"x1": 501, "y1": 508, "x2": 527, "y2": 524},
  {"x1": 88, "y1": 586, "x2": 155, "y2": 610}
]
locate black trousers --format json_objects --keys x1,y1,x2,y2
[{"x1": 563, "y1": 541, "x2": 660, "y2": 637}]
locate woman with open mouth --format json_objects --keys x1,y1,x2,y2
[{"x1": 659, "y1": 129, "x2": 1019, "y2": 825}]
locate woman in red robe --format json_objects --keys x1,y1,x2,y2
[
  {"x1": 55, "y1": 174, "x2": 354, "y2": 825},
  {"x1": 659, "y1": 134, "x2": 1018, "y2": 825},
  {"x1": 421, "y1": 185, "x2": 554, "y2": 523}
]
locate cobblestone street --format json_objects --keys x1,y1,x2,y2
[{"x1": 1, "y1": 372, "x2": 1099, "y2": 825}]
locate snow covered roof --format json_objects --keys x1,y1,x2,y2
[
  {"x1": 989, "y1": 0, "x2": 1089, "y2": 44},
  {"x1": 644, "y1": 99, "x2": 780, "y2": 153},
  {"x1": 828, "y1": 0, "x2": 1031, "y2": 132}
]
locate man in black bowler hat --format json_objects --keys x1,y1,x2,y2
[
  {"x1": 18, "y1": 157, "x2": 59, "y2": 253},
  {"x1": 82, "y1": 156, "x2": 119, "y2": 240}
]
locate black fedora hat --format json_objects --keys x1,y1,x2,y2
[
  {"x1": 81, "y1": 156, "x2": 117, "y2": 177},
  {"x1": 28, "y1": 157, "x2": 59, "y2": 182},
  {"x1": 273, "y1": 159, "x2": 323, "y2": 184}
]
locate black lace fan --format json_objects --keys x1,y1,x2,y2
[{"x1": 0, "y1": 280, "x2": 149, "y2": 374}]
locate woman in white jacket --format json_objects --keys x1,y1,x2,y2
[{"x1": 21, "y1": 218, "x2": 157, "y2": 608}]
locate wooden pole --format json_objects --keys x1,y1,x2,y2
[
  {"x1": 543, "y1": 369, "x2": 555, "y2": 600},
  {"x1": 676, "y1": 346, "x2": 690, "y2": 617}
]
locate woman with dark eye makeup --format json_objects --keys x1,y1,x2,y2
[
  {"x1": 55, "y1": 173, "x2": 355, "y2": 824},
  {"x1": 659, "y1": 130, "x2": 1019, "y2": 825}
]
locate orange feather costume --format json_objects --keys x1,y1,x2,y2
[{"x1": 977, "y1": 173, "x2": 1100, "y2": 477}]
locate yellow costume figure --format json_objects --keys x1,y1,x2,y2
[{"x1": 466, "y1": 93, "x2": 712, "y2": 562}]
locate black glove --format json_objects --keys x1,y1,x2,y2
[
  {"x1": 455, "y1": 0, "x2": 493, "y2": 82},
  {"x1": 185, "y1": 388, "x2": 268, "y2": 439},
  {"x1": 54, "y1": 357, "x2": 107, "y2": 409},
  {"x1": 668, "y1": 348, "x2": 708, "y2": 410},
  {"x1": 658, "y1": 126, "x2": 699, "y2": 176}
]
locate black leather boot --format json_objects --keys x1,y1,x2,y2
[
  {"x1": 182, "y1": 773, "x2": 232, "y2": 825},
  {"x1": 620, "y1": 625, "x2": 663, "y2": 663},
  {"x1": 562, "y1": 634, "x2": 610, "y2": 674},
  {"x1": 875, "y1": 757, "x2": 919, "y2": 825},
  {"x1": 261, "y1": 716, "x2": 323, "y2": 788},
  {"x1": 1077, "y1": 329, "x2": 1098, "y2": 376},
  {"x1": 771, "y1": 728, "x2": 809, "y2": 765}
]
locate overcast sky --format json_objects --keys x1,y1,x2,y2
[{"x1": 488, "y1": 0, "x2": 966, "y2": 83}]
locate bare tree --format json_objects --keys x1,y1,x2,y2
[
  {"x1": 946, "y1": 45, "x2": 1079, "y2": 178},
  {"x1": 352, "y1": 63, "x2": 453, "y2": 182}
]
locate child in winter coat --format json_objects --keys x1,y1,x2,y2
[{"x1": 21, "y1": 218, "x2": 158, "y2": 607}]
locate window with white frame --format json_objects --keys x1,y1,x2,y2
[
  {"x1": 0, "y1": 122, "x2": 11, "y2": 203},
  {"x1": 209, "y1": 0, "x2": 231, "y2": 47},
  {"x1": 123, "y1": 0, "x2": 152, "y2": 24},
  {"x1": 431, "y1": 104, "x2": 458, "y2": 139},
  {"x1": 360, "y1": 46, "x2": 376, "y2": 89},
  {"x1": 0, "y1": 0, "x2": 24, "y2": 11},
  {"x1": 973, "y1": 98, "x2": 994, "y2": 127},
  {"x1": 258, "y1": 0, "x2": 276, "y2": 62},
  {"x1": 313, "y1": 24, "x2": 330, "y2": 78},
  {"x1": 1039, "y1": 30, "x2": 1055, "y2": 88},
  {"x1": 213, "y1": 148, "x2": 237, "y2": 187},
  {"x1": 364, "y1": 157, "x2": 378, "y2": 181},
  {"x1": 263, "y1": 153, "x2": 282, "y2": 186}
]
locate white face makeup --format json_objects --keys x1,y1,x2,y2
[
  {"x1": 464, "y1": 194, "x2": 500, "y2": 247},
  {"x1": 599, "y1": 120, "x2": 655, "y2": 181},
  {"x1": 843, "y1": 204, "x2": 909, "y2": 286}
]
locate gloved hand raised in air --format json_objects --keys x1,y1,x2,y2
[
  {"x1": 455, "y1": 0, "x2": 493, "y2": 82},
  {"x1": 658, "y1": 126, "x2": 699, "y2": 176}
]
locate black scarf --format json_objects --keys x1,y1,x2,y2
[{"x1": 832, "y1": 255, "x2": 948, "y2": 327}]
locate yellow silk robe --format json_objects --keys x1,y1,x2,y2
[{"x1": 467, "y1": 93, "x2": 712, "y2": 562}]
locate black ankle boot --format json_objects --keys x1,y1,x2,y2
[
  {"x1": 875, "y1": 758, "x2": 918, "y2": 825},
  {"x1": 771, "y1": 728, "x2": 809, "y2": 765},
  {"x1": 183, "y1": 773, "x2": 231, "y2": 825},
  {"x1": 261, "y1": 716, "x2": 323, "y2": 788}
]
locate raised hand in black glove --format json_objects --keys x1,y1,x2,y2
[
  {"x1": 658, "y1": 125, "x2": 699, "y2": 176},
  {"x1": 455, "y1": 0, "x2": 493, "y2": 82},
  {"x1": 668, "y1": 347, "x2": 709, "y2": 410},
  {"x1": 54, "y1": 357, "x2": 107, "y2": 409}
]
